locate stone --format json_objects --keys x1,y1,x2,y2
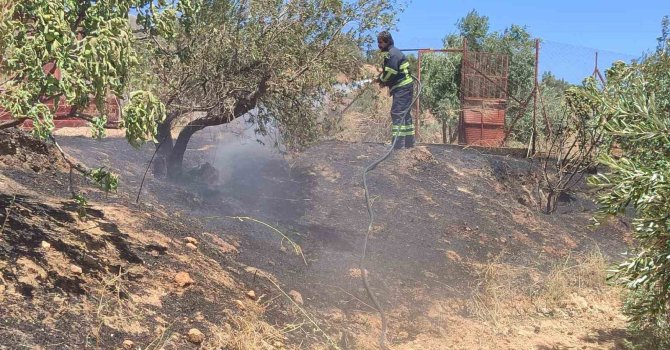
[
  {"x1": 122, "y1": 339, "x2": 134, "y2": 349},
  {"x1": 186, "y1": 328, "x2": 204, "y2": 344},
  {"x1": 289, "y1": 290, "x2": 304, "y2": 305},
  {"x1": 70, "y1": 264, "x2": 83, "y2": 275},
  {"x1": 0, "y1": 284, "x2": 5, "y2": 295},
  {"x1": 174, "y1": 272, "x2": 193, "y2": 287},
  {"x1": 185, "y1": 243, "x2": 198, "y2": 251},
  {"x1": 41, "y1": 241, "x2": 51, "y2": 250},
  {"x1": 445, "y1": 250, "x2": 462, "y2": 262},
  {"x1": 533, "y1": 325, "x2": 541, "y2": 334},
  {"x1": 571, "y1": 295, "x2": 589, "y2": 310},
  {"x1": 246, "y1": 290, "x2": 256, "y2": 300},
  {"x1": 235, "y1": 300, "x2": 246, "y2": 310},
  {"x1": 324, "y1": 308, "x2": 345, "y2": 323},
  {"x1": 184, "y1": 237, "x2": 198, "y2": 245}
]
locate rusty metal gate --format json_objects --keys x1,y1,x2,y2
[{"x1": 459, "y1": 50, "x2": 509, "y2": 146}]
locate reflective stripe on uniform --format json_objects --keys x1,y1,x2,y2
[
  {"x1": 392, "y1": 124, "x2": 414, "y2": 136},
  {"x1": 384, "y1": 67, "x2": 398, "y2": 74},
  {"x1": 381, "y1": 66, "x2": 398, "y2": 82},
  {"x1": 391, "y1": 76, "x2": 413, "y2": 91},
  {"x1": 399, "y1": 124, "x2": 415, "y2": 136}
]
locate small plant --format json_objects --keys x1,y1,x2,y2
[
  {"x1": 88, "y1": 167, "x2": 119, "y2": 193},
  {"x1": 73, "y1": 194, "x2": 88, "y2": 219}
]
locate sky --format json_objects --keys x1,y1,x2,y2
[{"x1": 392, "y1": 0, "x2": 670, "y2": 82}]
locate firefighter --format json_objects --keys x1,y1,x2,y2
[{"x1": 376, "y1": 31, "x2": 414, "y2": 149}]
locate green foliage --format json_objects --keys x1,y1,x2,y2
[
  {"x1": 621, "y1": 289, "x2": 670, "y2": 350},
  {"x1": 88, "y1": 167, "x2": 118, "y2": 193},
  {"x1": 420, "y1": 52, "x2": 461, "y2": 126},
  {"x1": 584, "y1": 58, "x2": 670, "y2": 337},
  {"x1": 449, "y1": 9, "x2": 489, "y2": 51},
  {"x1": 73, "y1": 193, "x2": 88, "y2": 219},
  {"x1": 0, "y1": 0, "x2": 186, "y2": 142},
  {"x1": 120, "y1": 91, "x2": 166, "y2": 148},
  {"x1": 151, "y1": 0, "x2": 400, "y2": 154},
  {"x1": 90, "y1": 115, "x2": 107, "y2": 139},
  {"x1": 0, "y1": 0, "x2": 197, "y2": 194},
  {"x1": 539, "y1": 72, "x2": 571, "y2": 137}
]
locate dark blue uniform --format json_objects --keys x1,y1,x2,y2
[{"x1": 379, "y1": 45, "x2": 414, "y2": 149}]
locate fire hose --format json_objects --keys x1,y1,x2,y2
[{"x1": 356, "y1": 74, "x2": 422, "y2": 350}]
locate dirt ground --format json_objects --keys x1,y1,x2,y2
[{"x1": 1, "y1": 127, "x2": 634, "y2": 349}]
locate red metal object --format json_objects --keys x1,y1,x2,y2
[
  {"x1": 531, "y1": 38, "x2": 540, "y2": 155},
  {"x1": 459, "y1": 47, "x2": 509, "y2": 146},
  {"x1": 0, "y1": 63, "x2": 121, "y2": 129},
  {"x1": 0, "y1": 94, "x2": 120, "y2": 129}
]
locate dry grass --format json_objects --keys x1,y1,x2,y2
[
  {"x1": 466, "y1": 248, "x2": 609, "y2": 328},
  {"x1": 466, "y1": 260, "x2": 529, "y2": 328},
  {"x1": 325, "y1": 84, "x2": 449, "y2": 145},
  {"x1": 203, "y1": 309, "x2": 292, "y2": 350},
  {"x1": 534, "y1": 248, "x2": 608, "y2": 306},
  {"x1": 332, "y1": 87, "x2": 392, "y2": 143},
  {"x1": 202, "y1": 302, "x2": 331, "y2": 350},
  {"x1": 84, "y1": 269, "x2": 148, "y2": 348},
  {"x1": 418, "y1": 112, "x2": 449, "y2": 144}
]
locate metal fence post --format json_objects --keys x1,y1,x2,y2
[
  {"x1": 532, "y1": 38, "x2": 539, "y2": 156},
  {"x1": 416, "y1": 49, "x2": 423, "y2": 142},
  {"x1": 459, "y1": 38, "x2": 467, "y2": 144}
]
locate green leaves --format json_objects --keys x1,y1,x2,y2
[
  {"x1": 0, "y1": 0, "x2": 196, "y2": 194},
  {"x1": 1, "y1": 0, "x2": 184, "y2": 144},
  {"x1": 147, "y1": 0, "x2": 400, "y2": 154},
  {"x1": 585, "y1": 55, "x2": 670, "y2": 332},
  {"x1": 431, "y1": 11, "x2": 537, "y2": 143},
  {"x1": 73, "y1": 193, "x2": 88, "y2": 219},
  {"x1": 88, "y1": 167, "x2": 119, "y2": 193},
  {"x1": 90, "y1": 115, "x2": 108, "y2": 139},
  {"x1": 120, "y1": 91, "x2": 166, "y2": 148}
]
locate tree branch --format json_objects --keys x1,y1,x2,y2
[
  {"x1": 71, "y1": 1, "x2": 90, "y2": 33},
  {"x1": 288, "y1": 22, "x2": 347, "y2": 82},
  {"x1": 49, "y1": 134, "x2": 90, "y2": 175},
  {"x1": 0, "y1": 117, "x2": 27, "y2": 129}
]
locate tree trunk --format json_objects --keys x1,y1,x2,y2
[
  {"x1": 442, "y1": 119, "x2": 447, "y2": 144},
  {"x1": 152, "y1": 120, "x2": 174, "y2": 178},
  {"x1": 451, "y1": 120, "x2": 459, "y2": 144},
  {"x1": 166, "y1": 123, "x2": 205, "y2": 179},
  {"x1": 545, "y1": 190, "x2": 557, "y2": 214},
  {"x1": 0, "y1": 118, "x2": 28, "y2": 129},
  {"x1": 448, "y1": 123, "x2": 453, "y2": 144},
  {"x1": 162, "y1": 76, "x2": 268, "y2": 180}
]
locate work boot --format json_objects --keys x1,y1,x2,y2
[
  {"x1": 404, "y1": 135, "x2": 415, "y2": 148},
  {"x1": 393, "y1": 136, "x2": 404, "y2": 149}
]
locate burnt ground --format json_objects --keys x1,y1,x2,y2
[{"x1": 1, "y1": 127, "x2": 634, "y2": 349}]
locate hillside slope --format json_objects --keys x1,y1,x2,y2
[{"x1": 1, "y1": 128, "x2": 632, "y2": 349}]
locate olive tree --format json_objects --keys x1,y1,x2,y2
[
  {"x1": 0, "y1": 0, "x2": 197, "y2": 193},
  {"x1": 147, "y1": 0, "x2": 401, "y2": 178},
  {"x1": 587, "y1": 58, "x2": 670, "y2": 345}
]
